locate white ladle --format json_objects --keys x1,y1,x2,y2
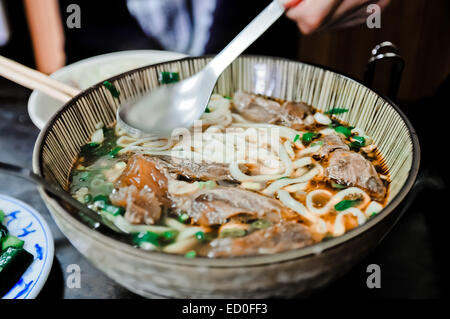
[{"x1": 118, "y1": 0, "x2": 302, "y2": 138}]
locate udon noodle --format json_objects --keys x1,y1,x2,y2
[{"x1": 70, "y1": 92, "x2": 389, "y2": 258}]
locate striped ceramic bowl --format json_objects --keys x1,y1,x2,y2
[{"x1": 32, "y1": 56, "x2": 420, "y2": 298}]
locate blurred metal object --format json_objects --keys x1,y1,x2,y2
[{"x1": 364, "y1": 41, "x2": 405, "y2": 102}]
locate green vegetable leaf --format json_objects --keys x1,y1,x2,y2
[
  {"x1": 334, "y1": 126, "x2": 352, "y2": 138},
  {"x1": 103, "y1": 81, "x2": 120, "y2": 98},
  {"x1": 0, "y1": 210, "x2": 5, "y2": 223},
  {"x1": 158, "y1": 71, "x2": 180, "y2": 84},
  {"x1": 325, "y1": 108, "x2": 348, "y2": 115},
  {"x1": 302, "y1": 132, "x2": 319, "y2": 144},
  {"x1": 334, "y1": 199, "x2": 361, "y2": 211},
  {"x1": 293, "y1": 134, "x2": 300, "y2": 143}
]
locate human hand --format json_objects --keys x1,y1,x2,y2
[{"x1": 285, "y1": 0, "x2": 391, "y2": 34}]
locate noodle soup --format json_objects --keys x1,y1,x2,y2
[{"x1": 69, "y1": 92, "x2": 389, "y2": 258}]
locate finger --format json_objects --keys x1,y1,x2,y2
[{"x1": 285, "y1": 0, "x2": 343, "y2": 35}]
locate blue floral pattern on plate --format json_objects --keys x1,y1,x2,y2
[{"x1": 0, "y1": 194, "x2": 54, "y2": 299}]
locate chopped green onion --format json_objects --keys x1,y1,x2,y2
[
  {"x1": 278, "y1": 176, "x2": 289, "y2": 180},
  {"x1": 324, "y1": 108, "x2": 348, "y2": 115},
  {"x1": 1, "y1": 235, "x2": 24, "y2": 250},
  {"x1": 205, "y1": 107, "x2": 211, "y2": 113},
  {"x1": 178, "y1": 213, "x2": 189, "y2": 223},
  {"x1": 83, "y1": 194, "x2": 93, "y2": 204},
  {"x1": 109, "y1": 146, "x2": 123, "y2": 158},
  {"x1": 224, "y1": 95, "x2": 232, "y2": 100},
  {"x1": 88, "y1": 142, "x2": 99, "y2": 148},
  {"x1": 93, "y1": 195, "x2": 110, "y2": 209},
  {"x1": 250, "y1": 219, "x2": 271, "y2": 230},
  {"x1": 311, "y1": 140, "x2": 324, "y2": 147},
  {"x1": 293, "y1": 134, "x2": 300, "y2": 143},
  {"x1": 133, "y1": 231, "x2": 160, "y2": 247},
  {"x1": 103, "y1": 81, "x2": 120, "y2": 98},
  {"x1": 198, "y1": 181, "x2": 216, "y2": 189},
  {"x1": 158, "y1": 71, "x2": 180, "y2": 84},
  {"x1": 0, "y1": 210, "x2": 5, "y2": 223},
  {"x1": 102, "y1": 204, "x2": 124, "y2": 216},
  {"x1": 160, "y1": 230, "x2": 178, "y2": 244},
  {"x1": 78, "y1": 171, "x2": 91, "y2": 182},
  {"x1": 334, "y1": 199, "x2": 362, "y2": 211},
  {"x1": 184, "y1": 250, "x2": 196, "y2": 259},
  {"x1": 334, "y1": 126, "x2": 352, "y2": 138},
  {"x1": 220, "y1": 228, "x2": 246, "y2": 238},
  {"x1": 302, "y1": 132, "x2": 319, "y2": 143},
  {"x1": 351, "y1": 136, "x2": 366, "y2": 147},
  {"x1": 195, "y1": 231, "x2": 205, "y2": 241},
  {"x1": 331, "y1": 182, "x2": 346, "y2": 189},
  {"x1": 370, "y1": 212, "x2": 378, "y2": 218}
]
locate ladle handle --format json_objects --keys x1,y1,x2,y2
[{"x1": 207, "y1": 0, "x2": 300, "y2": 77}]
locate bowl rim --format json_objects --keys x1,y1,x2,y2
[{"x1": 32, "y1": 55, "x2": 421, "y2": 267}]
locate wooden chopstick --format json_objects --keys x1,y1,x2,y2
[{"x1": 0, "y1": 55, "x2": 80, "y2": 103}]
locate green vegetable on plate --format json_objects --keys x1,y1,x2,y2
[{"x1": 0, "y1": 212, "x2": 34, "y2": 296}]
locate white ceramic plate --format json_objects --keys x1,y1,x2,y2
[
  {"x1": 28, "y1": 50, "x2": 187, "y2": 130},
  {"x1": 0, "y1": 194, "x2": 54, "y2": 299}
]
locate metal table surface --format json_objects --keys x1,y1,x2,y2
[{"x1": 0, "y1": 78, "x2": 446, "y2": 299}]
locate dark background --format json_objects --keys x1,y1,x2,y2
[{"x1": 0, "y1": 0, "x2": 449, "y2": 298}]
